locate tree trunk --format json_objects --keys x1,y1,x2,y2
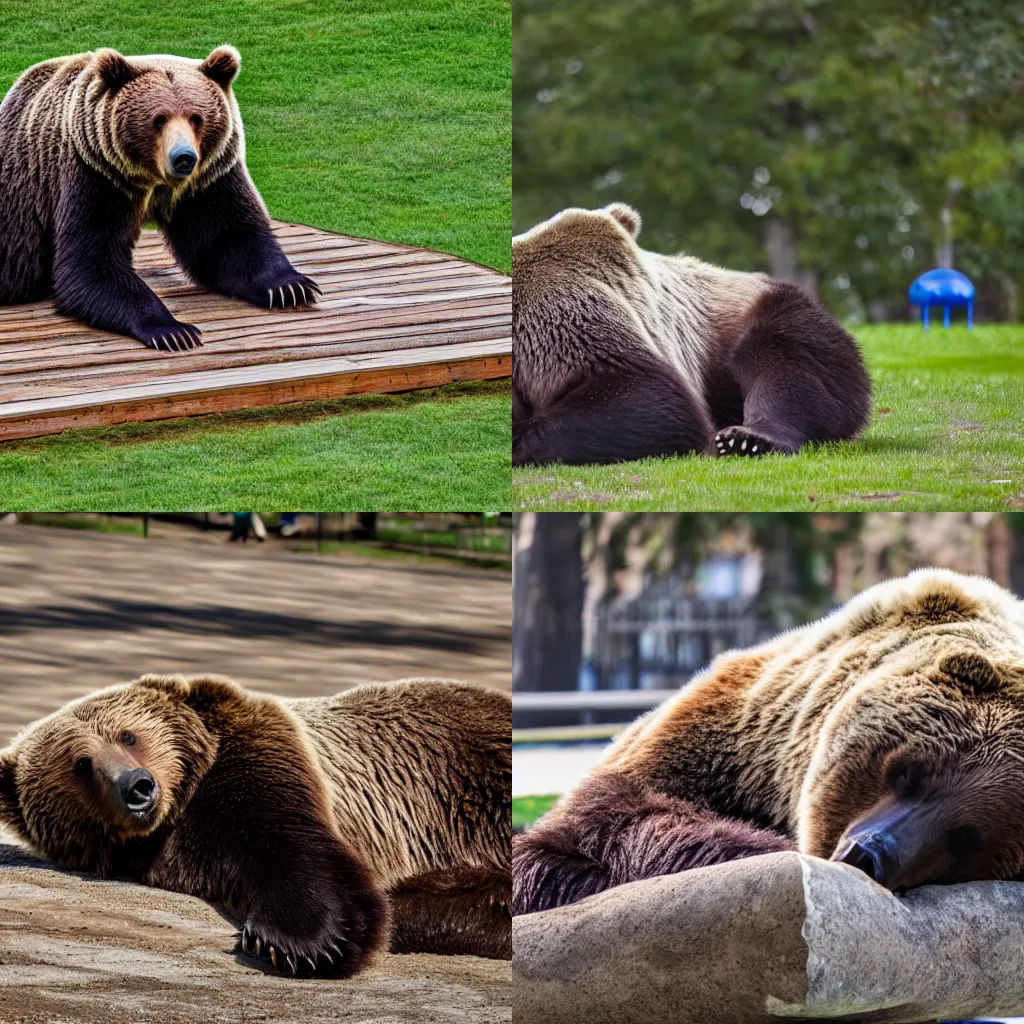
[
  {"x1": 513, "y1": 513, "x2": 584, "y2": 691},
  {"x1": 764, "y1": 219, "x2": 818, "y2": 301}
]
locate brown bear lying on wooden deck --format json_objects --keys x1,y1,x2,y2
[{"x1": 0, "y1": 47, "x2": 319, "y2": 351}]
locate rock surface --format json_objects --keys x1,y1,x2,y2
[
  {"x1": 0, "y1": 843, "x2": 510, "y2": 1024},
  {"x1": 513, "y1": 851, "x2": 1024, "y2": 1024}
]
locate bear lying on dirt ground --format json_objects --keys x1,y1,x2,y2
[{"x1": 0, "y1": 675, "x2": 511, "y2": 977}]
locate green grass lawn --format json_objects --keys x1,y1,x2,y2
[
  {"x1": 514, "y1": 325, "x2": 1024, "y2": 511},
  {"x1": 513, "y1": 794, "x2": 558, "y2": 830},
  {"x1": 0, "y1": 381, "x2": 511, "y2": 510},
  {"x1": 0, "y1": 0, "x2": 511, "y2": 507}
]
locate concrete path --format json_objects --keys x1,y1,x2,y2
[
  {"x1": 0, "y1": 521, "x2": 511, "y2": 742},
  {"x1": 512, "y1": 743, "x2": 608, "y2": 797}
]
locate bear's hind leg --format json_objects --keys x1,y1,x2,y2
[
  {"x1": 388, "y1": 865, "x2": 511, "y2": 959},
  {"x1": 513, "y1": 772, "x2": 793, "y2": 914},
  {"x1": 717, "y1": 281, "x2": 872, "y2": 455},
  {"x1": 514, "y1": 351, "x2": 713, "y2": 465},
  {"x1": 161, "y1": 164, "x2": 320, "y2": 310}
]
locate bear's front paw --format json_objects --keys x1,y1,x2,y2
[
  {"x1": 262, "y1": 271, "x2": 322, "y2": 311},
  {"x1": 712, "y1": 426, "x2": 784, "y2": 457},
  {"x1": 135, "y1": 318, "x2": 203, "y2": 353},
  {"x1": 238, "y1": 919, "x2": 369, "y2": 979}
]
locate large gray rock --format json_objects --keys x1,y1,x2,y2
[
  {"x1": 0, "y1": 844, "x2": 510, "y2": 1024},
  {"x1": 513, "y1": 851, "x2": 1024, "y2": 1024}
]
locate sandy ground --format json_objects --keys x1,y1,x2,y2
[
  {"x1": 0, "y1": 520, "x2": 511, "y2": 741},
  {"x1": 0, "y1": 521, "x2": 511, "y2": 1023}
]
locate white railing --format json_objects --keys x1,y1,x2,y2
[{"x1": 512, "y1": 689, "x2": 678, "y2": 712}]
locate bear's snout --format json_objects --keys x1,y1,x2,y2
[
  {"x1": 835, "y1": 832, "x2": 900, "y2": 887},
  {"x1": 119, "y1": 767, "x2": 158, "y2": 814},
  {"x1": 168, "y1": 143, "x2": 198, "y2": 179}
]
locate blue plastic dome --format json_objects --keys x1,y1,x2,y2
[{"x1": 908, "y1": 268, "x2": 975, "y2": 330}]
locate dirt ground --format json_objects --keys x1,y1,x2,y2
[
  {"x1": 0, "y1": 843, "x2": 510, "y2": 1024},
  {"x1": 0, "y1": 520, "x2": 511, "y2": 741},
  {"x1": 0, "y1": 521, "x2": 511, "y2": 1023}
]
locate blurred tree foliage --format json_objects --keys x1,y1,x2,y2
[
  {"x1": 587, "y1": 512, "x2": 863, "y2": 625},
  {"x1": 513, "y1": 0, "x2": 1024, "y2": 320}
]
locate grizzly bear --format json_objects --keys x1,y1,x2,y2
[
  {"x1": 514, "y1": 569, "x2": 1024, "y2": 915},
  {"x1": 0, "y1": 47, "x2": 320, "y2": 351},
  {"x1": 0, "y1": 675, "x2": 511, "y2": 976},
  {"x1": 512, "y1": 203, "x2": 872, "y2": 465}
]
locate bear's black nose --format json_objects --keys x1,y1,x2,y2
[
  {"x1": 838, "y1": 834, "x2": 899, "y2": 887},
  {"x1": 119, "y1": 768, "x2": 157, "y2": 813},
  {"x1": 169, "y1": 145, "x2": 198, "y2": 178}
]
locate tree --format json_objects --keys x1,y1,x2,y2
[
  {"x1": 513, "y1": 513, "x2": 585, "y2": 691},
  {"x1": 514, "y1": 0, "x2": 1024, "y2": 320}
]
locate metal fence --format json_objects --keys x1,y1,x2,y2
[
  {"x1": 513, "y1": 590, "x2": 772, "y2": 732},
  {"x1": 586, "y1": 594, "x2": 768, "y2": 693}
]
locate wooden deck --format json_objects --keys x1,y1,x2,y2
[{"x1": 0, "y1": 221, "x2": 511, "y2": 440}]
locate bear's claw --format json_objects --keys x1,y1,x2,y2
[
  {"x1": 239, "y1": 925, "x2": 349, "y2": 978},
  {"x1": 142, "y1": 321, "x2": 203, "y2": 354},
  {"x1": 264, "y1": 273, "x2": 321, "y2": 311},
  {"x1": 712, "y1": 426, "x2": 780, "y2": 457}
]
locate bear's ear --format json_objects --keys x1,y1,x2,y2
[
  {"x1": 134, "y1": 674, "x2": 190, "y2": 699},
  {"x1": 938, "y1": 652, "x2": 1002, "y2": 695},
  {"x1": 200, "y1": 46, "x2": 241, "y2": 89},
  {"x1": 93, "y1": 49, "x2": 141, "y2": 92},
  {"x1": 604, "y1": 203, "x2": 641, "y2": 239},
  {"x1": 0, "y1": 750, "x2": 24, "y2": 836}
]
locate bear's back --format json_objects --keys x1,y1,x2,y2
[{"x1": 286, "y1": 680, "x2": 510, "y2": 885}]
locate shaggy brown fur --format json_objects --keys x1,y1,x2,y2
[
  {"x1": 0, "y1": 47, "x2": 319, "y2": 351},
  {"x1": 512, "y1": 203, "x2": 871, "y2": 465},
  {"x1": 0, "y1": 675, "x2": 511, "y2": 976},
  {"x1": 514, "y1": 569, "x2": 1024, "y2": 914},
  {"x1": 512, "y1": 773, "x2": 792, "y2": 915}
]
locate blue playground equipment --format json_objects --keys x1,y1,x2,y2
[{"x1": 908, "y1": 268, "x2": 975, "y2": 330}]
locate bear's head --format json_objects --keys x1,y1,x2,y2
[
  {"x1": 89, "y1": 45, "x2": 242, "y2": 187},
  {"x1": 801, "y1": 647, "x2": 1024, "y2": 890},
  {"x1": 0, "y1": 676, "x2": 218, "y2": 874},
  {"x1": 512, "y1": 203, "x2": 644, "y2": 290}
]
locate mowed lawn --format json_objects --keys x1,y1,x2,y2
[
  {"x1": 0, "y1": 382, "x2": 511, "y2": 510},
  {"x1": 514, "y1": 325, "x2": 1024, "y2": 512},
  {"x1": 0, "y1": 0, "x2": 511, "y2": 507}
]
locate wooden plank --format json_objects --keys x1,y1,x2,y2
[
  {"x1": 0, "y1": 290, "x2": 510, "y2": 348},
  {"x1": 0, "y1": 220, "x2": 511, "y2": 439},
  {"x1": 0, "y1": 326, "x2": 513, "y2": 396},
  {"x1": 0, "y1": 313, "x2": 511, "y2": 373},
  {"x1": 0, "y1": 334, "x2": 511, "y2": 399},
  {"x1": 0, "y1": 341, "x2": 511, "y2": 440},
  {"x1": 0, "y1": 260, "x2": 505, "y2": 327}
]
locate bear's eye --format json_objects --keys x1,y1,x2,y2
[
  {"x1": 886, "y1": 756, "x2": 932, "y2": 799},
  {"x1": 189, "y1": 114, "x2": 203, "y2": 131},
  {"x1": 121, "y1": 730, "x2": 136, "y2": 746},
  {"x1": 73, "y1": 756, "x2": 92, "y2": 779},
  {"x1": 948, "y1": 824, "x2": 984, "y2": 859},
  {"x1": 153, "y1": 114, "x2": 167, "y2": 131}
]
